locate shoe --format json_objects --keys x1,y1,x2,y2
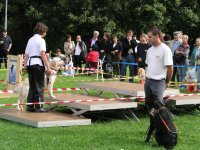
[
  {"x1": 35, "y1": 108, "x2": 48, "y2": 113},
  {"x1": 26, "y1": 107, "x2": 36, "y2": 112}
]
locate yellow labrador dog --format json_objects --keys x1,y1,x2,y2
[
  {"x1": 138, "y1": 68, "x2": 145, "y2": 82},
  {"x1": 14, "y1": 57, "x2": 64, "y2": 110}
]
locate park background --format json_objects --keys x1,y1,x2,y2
[{"x1": 0, "y1": 1, "x2": 200, "y2": 150}]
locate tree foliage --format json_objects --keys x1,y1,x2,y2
[{"x1": 0, "y1": 0, "x2": 200, "y2": 53}]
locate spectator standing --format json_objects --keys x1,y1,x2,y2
[
  {"x1": 174, "y1": 35, "x2": 190, "y2": 82},
  {"x1": 111, "y1": 35, "x2": 122, "y2": 76},
  {"x1": 169, "y1": 31, "x2": 182, "y2": 84},
  {"x1": 99, "y1": 32, "x2": 112, "y2": 60},
  {"x1": 64, "y1": 35, "x2": 75, "y2": 59},
  {"x1": 191, "y1": 37, "x2": 200, "y2": 90},
  {"x1": 136, "y1": 34, "x2": 151, "y2": 69},
  {"x1": 89, "y1": 31, "x2": 101, "y2": 52},
  {"x1": 120, "y1": 30, "x2": 137, "y2": 82},
  {"x1": 0, "y1": 30, "x2": 12, "y2": 68},
  {"x1": 163, "y1": 34, "x2": 172, "y2": 47},
  {"x1": 74, "y1": 35, "x2": 87, "y2": 72}
]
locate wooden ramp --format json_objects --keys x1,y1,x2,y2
[
  {"x1": 0, "y1": 109, "x2": 91, "y2": 128},
  {"x1": 166, "y1": 96, "x2": 200, "y2": 106},
  {"x1": 44, "y1": 94, "x2": 138, "y2": 116},
  {"x1": 78, "y1": 81, "x2": 179, "y2": 97}
]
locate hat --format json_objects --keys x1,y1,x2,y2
[{"x1": 173, "y1": 31, "x2": 180, "y2": 35}]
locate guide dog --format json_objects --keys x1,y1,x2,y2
[
  {"x1": 145, "y1": 101, "x2": 178, "y2": 150},
  {"x1": 14, "y1": 57, "x2": 64, "y2": 110}
]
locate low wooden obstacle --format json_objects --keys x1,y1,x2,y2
[
  {"x1": 78, "y1": 81, "x2": 180, "y2": 97},
  {"x1": 44, "y1": 94, "x2": 138, "y2": 120},
  {"x1": 0, "y1": 109, "x2": 91, "y2": 128},
  {"x1": 166, "y1": 95, "x2": 200, "y2": 106}
]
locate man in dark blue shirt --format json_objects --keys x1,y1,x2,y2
[{"x1": 0, "y1": 30, "x2": 12, "y2": 68}]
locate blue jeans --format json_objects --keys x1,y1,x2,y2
[
  {"x1": 120, "y1": 54, "x2": 135, "y2": 82},
  {"x1": 177, "y1": 63, "x2": 187, "y2": 82}
]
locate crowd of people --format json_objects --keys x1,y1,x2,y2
[
  {"x1": 53, "y1": 30, "x2": 200, "y2": 86},
  {"x1": 1, "y1": 28, "x2": 200, "y2": 87}
]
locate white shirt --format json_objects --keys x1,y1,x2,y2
[
  {"x1": 75, "y1": 42, "x2": 82, "y2": 55},
  {"x1": 25, "y1": 34, "x2": 46, "y2": 66},
  {"x1": 145, "y1": 43, "x2": 173, "y2": 80},
  {"x1": 113, "y1": 43, "x2": 117, "y2": 48},
  {"x1": 91, "y1": 38, "x2": 97, "y2": 47}
]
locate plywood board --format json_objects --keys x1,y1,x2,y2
[
  {"x1": 45, "y1": 94, "x2": 137, "y2": 111},
  {"x1": 78, "y1": 81, "x2": 179, "y2": 97},
  {"x1": 166, "y1": 96, "x2": 200, "y2": 106},
  {"x1": 0, "y1": 109, "x2": 91, "y2": 128}
]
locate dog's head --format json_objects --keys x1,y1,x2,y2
[{"x1": 49, "y1": 57, "x2": 64, "y2": 70}]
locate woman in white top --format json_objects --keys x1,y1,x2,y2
[
  {"x1": 24, "y1": 22, "x2": 52, "y2": 112},
  {"x1": 64, "y1": 35, "x2": 75, "y2": 58}
]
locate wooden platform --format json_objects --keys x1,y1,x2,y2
[
  {"x1": 44, "y1": 94, "x2": 138, "y2": 116},
  {"x1": 78, "y1": 81, "x2": 179, "y2": 97},
  {"x1": 0, "y1": 109, "x2": 91, "y2": 128},
  {"x1": 166, "y1": 96, "x2": 200, "y2": 106}
]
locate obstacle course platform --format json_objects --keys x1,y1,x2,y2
[
  {"x1": 78, "y1": 81, "x2": 180, "y2": 97},
  {"x1": 166, "y1": 96, "x2": 200, "y2": 106},
  {"x1": 0, "y1": 109, "x2": 91, "y2": 128},
  {"x1": 44, "y1": 94, "x2": 137, "y2": 116}
]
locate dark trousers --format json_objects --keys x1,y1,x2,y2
[
  {"x1": 144, "y1": 78, "x2": 166, "y2": 109},
  {"x1": 27, "y1": 65, "x2": 45, "y2": 109},
  {"x1": 0, "y1": 50, "x2": 8, "y2": 68},
  {"x1": 74, "y1": 55, "x2": 82, "y2": 73}
]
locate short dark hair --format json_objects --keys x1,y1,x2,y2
[
  {"x1": 33, "y1": 22, "x2": 48, "y2": 35},
  {"x1": 104, "y1": 32, "x2": 110, "y2": 39},
  {"x1": 112, "y1": 35, "x2": 117, "y2": 39},
  {"x1": 149, "y1": 26, "x2": 162, "y2": 37},
  {"x1": 163, "y1": 34, "x2": 171, "y2": 41}
]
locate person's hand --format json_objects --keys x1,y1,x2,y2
[
  {"x1": 138, "y1": 58, "x2": 142, "y2": 62},
  {"x1": 89, "y1": 48, "x2": 92, "y2": 51},
  {"x1": 46, "y1": 68, "x2": 53, "y2": 75},
  {"x1": 166, "y1": 82, "x2": 170, "y2": 89},
  {"x1": 111, "y1": 51, "x2": 115, "y2": 54},
  {"x1": 100, "y1": 50, "x2": 104, "y2": 53}
]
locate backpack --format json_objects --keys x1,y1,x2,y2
[{"x1": 146, "y1": 102, "x2": 178, "y2": 150}]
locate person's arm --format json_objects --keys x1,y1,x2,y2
[
  {"x1": 24, "y1": 54, "x2": 28, "y2": 68},
  {"x1": 41, "y1": 51, "x2": 52, "y2": 74},
  {"x1": 7, "y1": 43, "x2": 12, "y2": 52},
  {"x1": 166, "y1": 65, "x2": 173, "y2": 88}
]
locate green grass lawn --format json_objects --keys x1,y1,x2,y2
[{"x1": 0, "y1": 69, "x2": 200, "y2": 150}]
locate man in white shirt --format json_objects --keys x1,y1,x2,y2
[
  {"x1": 145, "y1": 27, "x2": 173, "y2": 108},
  {"x1": 144, "y1": 27, "x2": 173, "y2": 143}
]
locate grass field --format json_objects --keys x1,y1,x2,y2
[{"x1": 0, "y1": 69, "x2": 200, "y2": 150}]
